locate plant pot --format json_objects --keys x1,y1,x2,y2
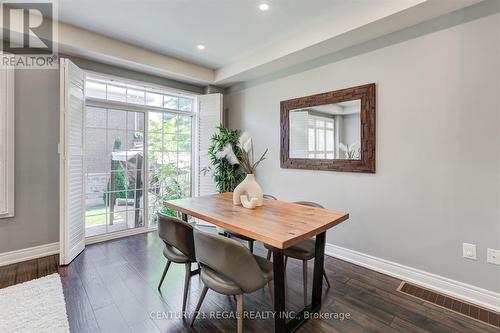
[{"x1": 233, "y1": 174, "x2": 263, "y2": 206}]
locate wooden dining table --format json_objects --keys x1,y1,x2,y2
[{"x1": 164, "y1": 192, "x2": 349, "y2": 333}]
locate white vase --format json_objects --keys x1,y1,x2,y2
[{"x1": 233, "y1": 174, "x2": 263, "y2": 206}]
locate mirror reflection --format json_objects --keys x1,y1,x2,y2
[{"x1": 289, "y1": 99, "x2": 361, "y2": 160}]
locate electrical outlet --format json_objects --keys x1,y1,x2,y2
[
  {"x1": 487, "y1": 248, "x2": 500, "y2": 266},
  {"x1": 463, "y1": 243, "x2": 477, "y2": 260}
]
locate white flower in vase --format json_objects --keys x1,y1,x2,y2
[{"x1": 215, "y1": 131, "x2": 268, "y2": 207}]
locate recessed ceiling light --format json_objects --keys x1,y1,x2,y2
[
  {"x1": 259, "y1": 3, "x2": 269, "y2": 11},
  {"x1": 197, "y1": 44, "x2": 205, "y2": 50}
]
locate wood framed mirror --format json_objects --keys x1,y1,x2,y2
[{"x1": 280, "y1": 83, "x2": 375, "y2": 173}]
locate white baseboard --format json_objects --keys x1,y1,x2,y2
[
  {"x1": 325, "y1": 243, "x2": 500, "y2": 312},
  {"x1": 0, "y1": 242, "x2": 59, "y2": 267}
]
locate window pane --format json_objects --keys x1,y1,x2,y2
[
  {"x1": 177, "y1": 116, "x2": 192, "y2": 135},
  {"x1": 148, "y1": 112, "x2": 163, "y2": 132},
  {"x1": 316, "y1": 153, "x2": 325, "y2": 159},
  {"x1": 86, "y1": 107, "x2": 106, "y2": 128},
  {"x1": 308, "y1": 153, "x2": 315, "y2": 158},
  {"x1": 163, "y1": 133, "x2": 177, "y2": 151},
  {"x1": 126, "y1": 131, "x2": 143, "y2": 151},
  {"x1": 316, "y1": 120, "x2": 325, "y2": 128},
  {"x1": 148, "y1": 134, "x2": 163, "y2": 155},
  {"x1": 326, "y1": 153, "x2": 334, "y2": 159},
  {"x1": 107, "y1": 85, "x2": 126, "y2": 102},
  {"x1": 86, "y1": 81, "x2": 106, "y2": 99},
  {"x1": 326, "y1": 121, "x2": 334, "y2": 129},
  {"x1": 317, "y1": 129, "x2": 325, "y2": 150},
  {"x1": 127, "y1": 89, "x2": 145, "y2": 104},
  {"x1": 162, "y1": 114, "x2": 177, "y2": 134},
  {"x1": 107, "y1": 109, "x2": 127, "y2": 130},
  {"x1": 326, "y1": 130, "x2": 334, "y2": 150},
  {"x1": 127, "y1": 112, "x2": 144, "y2": 132},
  {"x1": 85, "y1": 128, "x2": 108, "y2": 173},
  {"x1": 177, "y1": 134, "x2": 191, "y2": 152},
  {"x1": 108, "y1": 130, "x2": 127, "y2": 170},
  {"x1": 178, "y1": 152, "x2": 191, "y2": 168},
  {"x1": 164, "y1": 95, "x2": 179, "y2": 109},
  {"x1": 146, "y1": 92, "x2": 163, "y2": 107},
  {"x1": 308, "y1": 128, "x2": 315, "y2": 151},
  {"x1": 127, "y1": 209, "x2": 144, "y2": 228},
  {"x1": 178, "y1": 97, "x2": 193, "y2": 111}
]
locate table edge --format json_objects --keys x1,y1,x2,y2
[{"x1": 163, "y1": 200, "x2": 349, "y2": 249}]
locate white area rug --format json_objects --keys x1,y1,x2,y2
[{"x1": 0, "y1": 273, "x2": 70, "y2": 333}]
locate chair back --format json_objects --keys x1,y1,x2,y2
[
  {"x1": 294, "y1": 201, "x2": 324, "y2": 209},
  {"x1": 157, "y1": 213, "x2": 196, "y2": 261},
  {"x1": 263, "y1": 194, "x2": 277, "y2": 200},
  {"x1": 193, "y1": 229, "x2": 266, "y2": 293}
]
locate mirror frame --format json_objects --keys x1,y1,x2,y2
[{"x1": 280, "y1": 83, "x2": 376, "y2": 173}]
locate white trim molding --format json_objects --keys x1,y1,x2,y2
[
  {"x1": 325, "y1": 244, "x2": 500, "y2": 312},
  {"x1": 85, "y1": 226, "x2": 154, "y2": 245},
  {"x1": 0, "y1": 243, "x2": 59, "y2": 267},
  {"x1": 0, "y1": 64, "x2": 15, "y2": 219}
]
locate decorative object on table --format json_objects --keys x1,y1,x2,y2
[
  {"x1": 240, "y1": 195, "x2": 259, "y2": 209},
  {"x1": 216, "y1": 131, "x2": 268, "y2": 207}
]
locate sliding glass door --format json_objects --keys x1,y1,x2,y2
[
  {"x1": 84, "y1": 107, "x2": 145, "y2": 237},
  {"x1": 147, "y1": 112, "x2": 193, "y2": 226},
  {"x1": 83, "y1": 74, "x2": 196, "y2": 239}
]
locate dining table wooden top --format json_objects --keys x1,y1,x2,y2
[{"x1": 164, "y1": 192, "x2": 349, "y2": 249}]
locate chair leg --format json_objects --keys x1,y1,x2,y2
[
  {"x1": 236, "y1": 294, "x2": 244, "y2": 333},
  {"x1": 323, "y1": 271, "x2": 331, "y2": 288},
  {"x1": 267, "y1": 280, "x2": 274, "y2": 305},
  {"x1": 190, "y1": 285, "x2": 208, "y2": 327},
  {"x1": 182, "y1": 263, "x2": 191, "y2": 314},
  {"x1": 266, "y1": 249, "x2": 272, "y2": 261},
  {"x1": 158, "y1": 260, "x2": 171, "y2": 290},
  {"x1": 302, "y1": 259, "x2": 308, "y2": 307},
  {"x1": 248, "y1": 240, "x2": 254, "y2": 253}
]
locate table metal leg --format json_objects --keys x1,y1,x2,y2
[
  {"x1": 272, "y1": 248, "x2": 286, "y2": 333},
  {"x1": 312, "y1": 232, "x2": 326, "y2": 308},
  {"x1": 274, "y1": 232, "x2": 327, "y2": 332}
]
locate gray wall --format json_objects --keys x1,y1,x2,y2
[
  {"x1": 0, "y1": 58, "x2": 203, "y2": 253},
  {"x1": 226, "y1": 12, "x2": 500, "y2": 292},
  {"x1": 0, "y1": 69, "x2": 60, "y2": 253}
]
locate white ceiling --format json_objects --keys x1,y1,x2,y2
[
  {"x1": 55, "y1": 0, "x2": 484, "y2": 86},
  {"x1": 58, "y1": 0, "x2": 422, "y2": 69}
]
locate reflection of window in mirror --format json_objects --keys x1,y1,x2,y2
[
  {"x1": 289, "y1": 99, "x2": 361, "y2": 160},
  {"x1": 308, "y1": 114, "x2": 334, "y2": 159}
]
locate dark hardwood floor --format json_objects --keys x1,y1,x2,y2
[{"x1": 0, "y1": 231, "x2": 497, "y2": 333}]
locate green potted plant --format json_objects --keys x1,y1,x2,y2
[{"x1": 202, "y1": 126, "x2": 246, "y2": 193}]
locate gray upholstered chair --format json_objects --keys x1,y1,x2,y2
[
  {"x1": 190, "y1": 229, "x2": 274, "y2": 333},
  {"x1": 264, "y1": 201, "x2": 331, "y2": 307},
  {"x1": 157, "y1": 212, "x2": 196, "y2": 314},
  {"x1": 223, "y1": 194, "x2": 278, "y2": 253}
]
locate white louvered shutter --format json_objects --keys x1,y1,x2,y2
[
  {"x1": 59, "y1": 58, "x2": 85, "y2": 265},
  {"x1": 197, "y1": 93, "x2": 222, "y2": 196}
]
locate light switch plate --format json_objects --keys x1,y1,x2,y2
[
  {"x1": 487, "y1": 248, "x2": 500, "y2": 266},
  {"x1": 463, "y1": 243, "x2": 477, "y2": 260}
]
